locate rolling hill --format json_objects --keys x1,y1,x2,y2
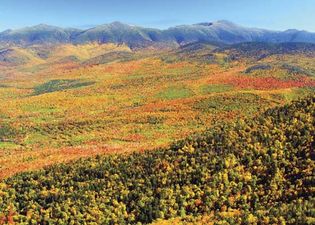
[
  {"x1": 0, "y1": 40, "x2": 314, "y2": 179},
  {"x1": 0, "y1": 95, "x2": 313, "y2": 224}
]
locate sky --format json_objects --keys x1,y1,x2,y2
[{"x1": 0, "y1": 0, "x2": 315, "y2": 32}]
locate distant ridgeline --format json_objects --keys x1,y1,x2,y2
[
  {"x1": 0, "y1": 95, "x2": 314, "y2": 224},
  {"x1": 1, "y1": 21, "x2": 315, "y2": 47}
]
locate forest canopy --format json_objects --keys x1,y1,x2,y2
[{"x1": 0, "y1": 95, "x2": 314, "y2": 224}]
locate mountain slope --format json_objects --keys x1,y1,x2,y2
[
  {"x1": 0, "y1": 95, "x2": 314, "y2": 224},
  {"x1": 2, "y1": 21, "x2": 315, "y2": 46},
  {"x1": 164, "y1": 20, "x2": 266, "y2": 44},
  {"x1": 0, "y1": 47, "x2": 44, "y2": 65},
  {"x1": 0, "y1": 24, "x2": 81, "y2": 45},
  {"x1": 73, "y1": 21, "x2": 171, "y2": 47},
  {"x1": 215, "y1": 42, "x2": 315, "y2": 60}
]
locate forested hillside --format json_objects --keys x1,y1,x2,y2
[
  {"x1": 0, "y1": 95, "x2": 314, "y2": 224},
  {"x1": 2, "y1": 41, "x2": 315, "y2": 178}
]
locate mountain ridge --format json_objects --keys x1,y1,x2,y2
[{"x1": 2, "y1": 20, "x2": 315, "y2": 47}]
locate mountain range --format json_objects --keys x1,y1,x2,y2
[{"x1": 1, "y1": 20, "x2": 315, "y2": 47}]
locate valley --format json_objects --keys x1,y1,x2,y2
[{"x1": 0, "y1": 42, "x2": 314, "y2": 178}]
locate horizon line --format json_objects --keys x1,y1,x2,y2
[{"x1": 0, "y1": 20, "x2": 312, "y2": 33}]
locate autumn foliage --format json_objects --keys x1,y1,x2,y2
[{"x1": 0, "y1": 95, "x2": 313, "y2": 224}]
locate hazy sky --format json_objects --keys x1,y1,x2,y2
[{"x1": 0, "y1": 0, "x2": 314, "y2": 31}]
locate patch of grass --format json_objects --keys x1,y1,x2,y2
[
  {"x1": 21, "y1": 104, "x2": 60, "y2": 114},
  {"x1": 126, "y1": 74, "x2": 146, "y2": 80},
  {"x1": 194, "y1": 93, "x2": 270, "y2": 114},
  {"x1": 24, "y1": 133, "x2": 51, "y2": 146},
  {"x1": 283, "y1": 87, "x2": 315, "y2": 101},
  {"x1": 267, "y1": 87, "x2": 315, "y2": 103},
  {"x1": 68, "y1": 134, "x2": 96, "y2": 146},
  {"x1": 156, "y1": 86, "x2": 194, "y2": 100},
  {"x1": 0, "y1": 142, "x2": 20, "y2": 149},
  {"x1": 33, "y1": 79, "x2": 95, "y2": 95},
  {"x1": 200, "y1": 84, "x2": 233, "y2": 94}
]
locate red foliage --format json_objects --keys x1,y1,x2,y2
[
  {"x1": 224, "y1": 76, "x2": 315, "y2": 90},
  {"x1": 0, "y1": 208, "x2": 15, "y2": 225}
]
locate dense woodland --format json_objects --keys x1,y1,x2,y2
[{"x1": 0, "y1": 95, "x2": 314, "y2": 224}]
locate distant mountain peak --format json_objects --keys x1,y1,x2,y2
[
  {"x1": 213, "y1": 20, "x2": 241, "y2": 27},
  {"x1": 108, "y1": 21, "x2": 134, "y2": 28},
  {"x1": 110, "y1": 21, "x2": 126, "y2": 26},
  {"x1": 1, "y1": 29, "x2": 12, "y2": 34},
  {"x1": 26, "y1": 24, "x2": 60, "y2": 30},
  {"x1": 195, "y1": 22, "x2": 213, "y2": 27},
  {"x1": 194, "y1": 20, "x2": 239, "y2": 28},
  {"x1": 284, "y1": 29, "x2": 300, "y2": 33},
  {"x1": 34, "y1": 23, "x2": 51, "y2": 28}
]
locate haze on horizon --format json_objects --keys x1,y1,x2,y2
[{"x1": 0, "y1": 0, "x2": 315, "y2": 32}]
